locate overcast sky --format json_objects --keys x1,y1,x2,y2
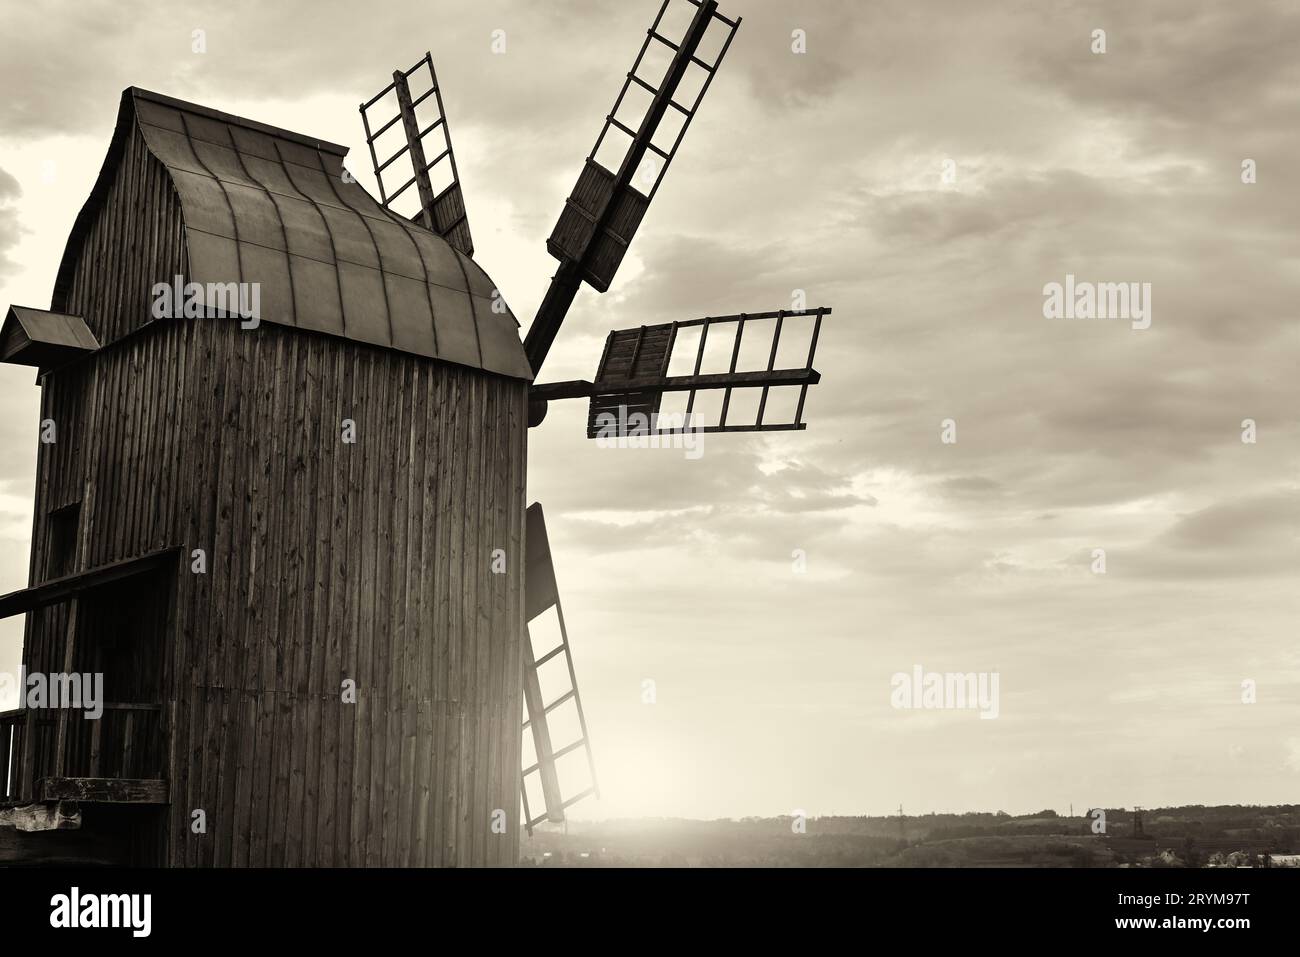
[{"x1": 0, "y1": 0, "x2": 1297, "y2": 821}]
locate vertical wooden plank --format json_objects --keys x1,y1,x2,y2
[
  {"x1": 414, "y1": 366, "x2": 439, "y2": 865},
  {"x1": 319, "y1": 345, "x2": 348, "y2": 866},
  {"x1": 333, "y1": 347, "x2": 358, "y2": 864},
  {"x1": 161, "y1": 323, "x2": 188, "y2": 866},
  {"x1": 265, "y1": 334, "x2": 297, "y2": 866},
  {"x1": 122, "y1": 710, "x2": 136, "y2": 778},
  {"x1": 295, "y1": 336, "x2": 323, "y2": 867},
  {"x1": 375, "y1": 355, "x2": 400, "y2": 864},
  {"x1": 447, "y1": 371, "x2": 469, "y2": 865},
  {"x1": 467, "y1": 375, "x2": 489, "y2": 866},
  {"x1": 508, "y1": 384, "x2": 528, "y2": 864},
  {"x1": 192, "y1": 321, "x2": 222, "y2": 868},
  {"x1": 233, "y1": 327, "x2": 270, "y2": 865},
  {"x1": 452, "y1": 370, "x2": 470, "y2": 864},
  {"x1": 359, "y1": 351, "x2": 384, "y2": 865},
  {"x1": 248, "y1": 691, "x2": 276, "y2": 866},
  {"x1": 346, "y1": 352, "x2": 374, "y2": 866},
  {"x1": 88, "y1": 711, "x2": 102, "y2": 778},
  {"x1": 218, "y1": 327, "x2": 254, "y2": 867},
  {"x1": 52, "y1": 599, "x2": 79, "y2": 776},
  {"x1": 135, "y1": 330, "x2": 163, "y2": 553},
  {"x1": 208, "y1": 325, "x2": 239, "y2": 693},
  {"x1": 182, "y1": 681, "x2": 204, "y2": 866},
  {"x1": 430, "y1": 371, "x2": 451, "y2": 864},
  {"x1": 230, "y1": 691, "x2": 256, "y2": 867},
  {"x1": 397, "y1": 360, "x2": 419, "y2": 866},
  {"x1": 488, "y1": 381, "x2": 513, "y2": 865},
  {"x1": 317, "y1": 689, "x2": 338, "y2": 867}
]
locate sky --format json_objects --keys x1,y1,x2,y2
[{"x1": 0, "y1": 0, "x2": 1297, "y2": 821}]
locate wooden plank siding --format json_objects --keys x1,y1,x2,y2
[
  {"x1": 21, "y1": 316, "x2": 528, "y2": 866},
  {"x1": 15, "y1": 117, "x2": 530, "y2": 867},
  {"x1": 58, "y1": 109, "x2": 186, "y2": 355}
]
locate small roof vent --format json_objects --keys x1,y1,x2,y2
[{"x1": 0, "y1": 306, "x2": 100, "y2": 368}]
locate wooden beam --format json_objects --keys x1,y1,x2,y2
[
  {"x1": 39, "y1": 777, "x2": 169, "y2": 804},
  {"x1": 525, "y1": 3, "x2": 723, "y2": 375},
  {"x1": 0, "y1": 547, "x2": 180, "y2": 620},
  {"x1": 535, "y1": 368, "x2": 821, "y2": 404},
  {"x1": 0, "y1": 818, "x2": 130, "y2": 867},
  {"x1": 0, "y1": 800, "x2": 81, "y2": 832},
  {"x1": 598, "y1": 367, "x2": 820, "y2": 395},
  {"x1": 654, "y1": 307, "x2": 831, "y2": 329},
  {"x1": 392, "y1": 69, "x2": 436, "y2": 232},
  {"x1": 530, "y1": 379, "x2": 595, "y2": 401},
  {"x1": 524, "y1": 259, "x2": 585, "y2": 376},
  {"x1": 521, "y1": 637, "x2": 564, "y2": 824}
]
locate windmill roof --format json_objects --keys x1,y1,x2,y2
[{"x1": 54, "y1": 88, "x2": 533, "y2": 380}]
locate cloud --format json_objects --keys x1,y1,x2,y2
[
  {"x1": 1125, "y1": 489, "x2": 1300, "y2": 580},
  {"x1": 1, "y1": 0, "x2": 1298, "y2": 818},
  {"x1": 1286, "y1": 739, "x2": 1300, "y2": 774},
  {"x1": 0, "y1": 167, "x2": 22, "y2": 278},
  {"x1": 1023, "y1": 1, "x2": 1300, "y2": 144}
]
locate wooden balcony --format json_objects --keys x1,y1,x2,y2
[
  {"x1": 1, "y1": 703, "x2": 167, "y2": 807},
  {"x1": 0, "y1": 549, "x2": 180, "y2": 817}
]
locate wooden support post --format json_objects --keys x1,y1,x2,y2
[
  {"x1": 0, "y1": 720, "x2": 10, "y2": 800},
  {"x1": 19, "y1": 700, "x2": 35, "y2": 804},
  {"x1": 122, "y1": 711, "x2": 135, "y2": 778},
  {"x1": 53, "y1": 598, "x2": 79, "y2": 777},
  {"x1": 88, "y1": 715, "x2": 102, "y2": 778}
]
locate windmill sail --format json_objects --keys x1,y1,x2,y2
[
  {"x1": 360, "y1": 52, "x2": 474, "y2": 255},
  {"x1": 525, "y1": 0, "x2": 742, "y2": 375},
  {"x1": 531, "y1": 307, "x2": 830, "y2": 436},
  {"x1": 521, "y1": 504, "x2": 598, "y2": 833}
]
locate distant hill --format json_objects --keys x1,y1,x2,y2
[{"x1": 519, "y1": 805, "x2": 1300, "y2": 867}]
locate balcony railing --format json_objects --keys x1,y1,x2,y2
[
  {"x1": 0, "y1": 703, "x2": 164, "y2": 804},
  {"x1": 1, "y1": 708, "x2": 22, "y2": 802}
]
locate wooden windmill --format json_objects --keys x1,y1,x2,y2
[
  {"x1": 358, "y1": 0, "x2": 830, "y2": 834},
  {"x1": 0, "y1": 0, "x2": 828, "y2": 867}
]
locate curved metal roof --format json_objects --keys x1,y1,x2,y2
[{"x1": 62, "y1": 88, "x2": 533, "y2": 380}]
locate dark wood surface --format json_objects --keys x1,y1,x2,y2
[
  {"x1": 17, "y1": 290, "x2": 528, "y2": 866},
  {"x1": 39, "y1": 777, "x2": 170, "y2": 804}
]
